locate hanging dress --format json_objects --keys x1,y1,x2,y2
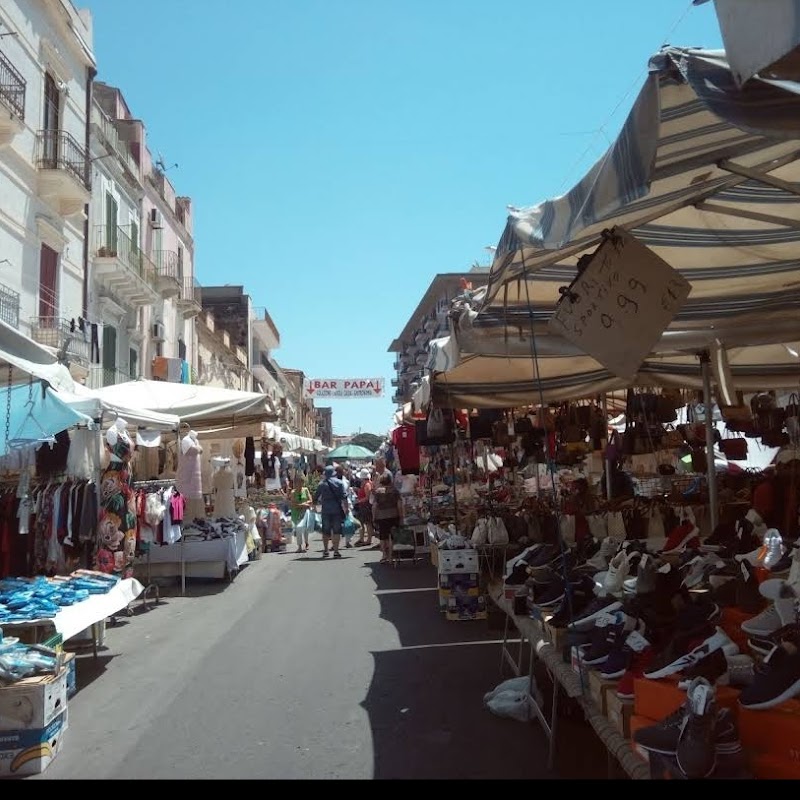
[{"x1": 96, "y1": 432, "x2": 137, "y2": 577}]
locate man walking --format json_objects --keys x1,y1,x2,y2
[{"x1": 313, "y1": 465, "x2": 348, "y2": 559}]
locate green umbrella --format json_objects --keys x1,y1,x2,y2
[{"x1": 325, "y1": 443, "x2": 375, "y2": 462}]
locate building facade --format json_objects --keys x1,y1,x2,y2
[
  {"x1": 195, "y1": 308, "x2": 251, "y2": 391},
  {"x1": 315, "y1": 406, "x2": 333, "y2": 447},
  {"x1": 387, "y1": 269, "x2": 488, "y2": 406},
  {"x1": 0, "y1": 0, "x2": 94, "y2": 375},
  {"x1": 281, "y1": 367, "x2": 316, "y2": 439}
]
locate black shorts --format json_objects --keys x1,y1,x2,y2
[
  {"x1": 375, "y1": 517, "x2": 398, "y2": 541},
  {"x1": 354, "y1": 502, "x2": 373, "y2": 525}
]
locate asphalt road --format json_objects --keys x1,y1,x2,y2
[{"x1": 31, "y1": 536, "x2": 607, "y2": 780}]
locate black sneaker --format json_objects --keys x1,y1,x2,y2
[
  {"x1": 633, "y1": 704, "x2": 690, "y2": 755},
  {"x1": 676, "y1": 677, "x2": 718, "y2": 779},
  {"x1": 748, "y1": 621, "x2": 800, "y2": 658},
  {"x1": 736, "y1": 560, "x2": 767, "y2": 614},
  {"x1": 547, "y1": 576, "x2": 595, "y2": 629},
  {"x1": 566, "y1": 594, "x2": 623, "y2": 631},
  {"x1": 533, "y1": 577, "x2": 570, "y2": 609},
  {"x1": 581, "y1": 611, "x2": 631, "y2": 666},
  {"x1": 643, "y1": 624, "x2": 728, "y2": 680},
  {"x1": 739, "y1": 636, "x2": 800, "y2": 710},
  {"x1": 333, "y1": 551, "x2": 342, "y2": 559},
  {"x1": 677, "y1": 647, "x2": 728, "y2": 688}
]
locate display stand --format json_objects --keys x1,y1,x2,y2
[{"x1": 490, "y1": 581, "x2": 651, "y2": 780}]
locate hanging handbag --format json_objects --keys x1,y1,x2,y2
[
  {"x1": 761, "y1": 430, "x2": 790, "y2": 448},
  {"x1": 720, "y1": 433, "x2": 748, "y2": 461},
  {"x1": 607, "y1": 511, "x2": 627, "y2": 542},
  {"x1": 558, "y1": 514, "x2": 576, "y2": 546},
  {"x1": 488, "y1": 516, "x2": 509, "y2": 545},
  {"x1": 787, "y1": 392, "x2": 800, "y2": 419},
  {"x1": 655, "y1": 394, "x2": 678, "y2": 423},
  {"x1": 471, "y1": 518, "x2": 489, "y2": 546}
]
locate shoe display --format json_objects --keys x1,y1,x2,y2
[
  {"x1": 547, "y1": 577, "x2": 596, "y2": 629},
  {"x1": 740, "y1": 594, "x2": 799, "y2": 638},
  {"x1": 603, "y1": 551, "x2": 630, "y2": 596},
  {"x1": 644, "y1": 626, "x2": 738, "y2": 680},
  {"x1": 582, "y1": 537, "x2": 619, "y2": 572},
  {"x1": 681, "y1": 554, "x2": 723, "y2": 590},
  {"x1": 676, "y1": 677, "x2": 718, "y2": 779},
  {"x1": 662, "y1": 521, "x2": 701, "y2": 555},
  {"x1": 581, "y1": 611, "x2": 641, "y2": 666},
  {"x1": 747, "y1": 622, "x2": 800, "y2": 658},
  {"x1": 677, "y1": 647, "x2": 729, "y2": 688},
  {"x1": 616, "y1": 644, "x2": 655, "y2": 697}
]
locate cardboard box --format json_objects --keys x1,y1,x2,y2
[
  {"x1": 749, "y1": 752, "x2": 800, "y2": 780},
  {"x1": 445, "y1": 593, "x2": 487, "y2": 621},
  {"x1": 0, "y1": 668, "x2": 68, "y2": 731},
  {"x1": 439, "y1": 572, "x2": 479, "y2": 590},
  {"x1": 63, "y1": 653, "x2": 77, "y2": 700},
  {"x1": 0, "y1": 709, "x2": 68, "y2": 777},
  {"x1": 633, "y1": 677, "x2": 739, "y2": 721},
  {"x1": 439, "y1": 586, "x2": 480, "y2": 612},
  {"x1": 542, "y1": 621, "x2": 565, "y2": 652},
  {"x1": 589, "y1": 669, "x2": 617, "y2": 715},
  {"x1": 438, "y1": 549, "x2": 479, "y2": 575},
  {"x1": 606, "y1": 691, "x2": 633, "y2": 737},
  {"x1": 739, "y1": 700, "x2": 800, "y2": 763}
]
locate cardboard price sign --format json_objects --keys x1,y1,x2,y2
[{"x1": 547, "y1": 228, "x2": 691, "y2": 379}]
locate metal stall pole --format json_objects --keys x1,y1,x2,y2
[
  {"x1": 602, "y1": 395, "x2": 613, "y2": 501},
  {"x1": 449, "y1": 442, "x2": 459, "y2": 532},
  {"x1": 699, "y1": 352, "x2": 720, "y2": 532}
]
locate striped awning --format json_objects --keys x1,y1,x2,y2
[{"x1": 430, "y1": 46, "x2": 800, "y2": 408}]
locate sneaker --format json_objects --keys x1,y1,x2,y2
[
  {"x1": 700, "y1": 522, "x2": 737, "y2": 553},
  {"x1": 581, "y1": 611, "x2": 639, "y2": 666},
  {"x1": 748, "y1": 622, "x2": 800, "y2": 658},
  {"x1": 333, "y1": 551, "x2": 342, "y2": 559},
  {"x1": 322, "y1": 551, "x2": 330, "y2": 558},
  {"x1": 725, "y1": 654, "x2": 756, "y2": 687},
  {"x1": 663, "y1": 522, "x2": 701, "y2": 555},
  {"x1": 616, "y1": 645, "x2": 655, "y2": 698},
  {"x1": 739, "y1": 637, "x2": 800, "y2": 710},
  {"x1": 677, "y1": 647, "x2": 729, "y2": 688},
  {"x1": 676, "y1": 678, "x2": 718, "y2": 779},
  {"x1": 533, "y1": 577, "x2": 572, "y2": 609},
  {"x1": 736, "y1": 560, "x2": 768, "y2": 614},
  {"x1": 740, "y1": 594, "x2": 799, "y2": 638},
  {"x1": 681, "y1": 554, "x2": 722, "y2": 590},
  {"x1": 713, "y1": 707, "x2": 744, "y2": 757},
  {"x1": 566, "y1": 594, "x2": 623, "y2": 631},
  {"x1": 633, "y1": 703, "x2": 691, "y2": 755},
  {"x1": 582, "y1": 537, "x2": 618, "y2": 572},
  {"x1": 603, "y1": 551, "x2": 631, "y2": 596},
  {"x1": 644, "y1": 626, "x2": 738, "y2": 680},
  {"x1": 547, "y1": 577, "x2": 596, "y2": 628}
]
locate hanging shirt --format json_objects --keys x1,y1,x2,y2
[{"x1": 391, "y1": 424, "x2": 420, "y2": 475}]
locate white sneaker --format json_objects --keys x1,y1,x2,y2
[
  {"x1": 681, "y1": 554, "x2": 722, "y2": 589},
  {"x1": 584, "y1": 537, "x2": 618, "y2": 572},
  {"x1": 603, "y1": 551, "x2": 630, "y2": 596},
  {"x1": 741, "y1": 596, "x2": 799, "y2": 637}
]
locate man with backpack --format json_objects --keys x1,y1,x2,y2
[{"x1": 313, "y1": 465, "x2": 349, "y2": 559}]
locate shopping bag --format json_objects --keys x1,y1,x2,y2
[
  {"x1": 295, "y1": 508, "x2": 314, "y2": 535},
  {"x1": 343, "y1": 513, "x2": 357, "y2": 537},
  {"x1": 607, "y1": 511, "x2": 627, "y2": 542},
  {"x1": 488, "y1": 516, "x2": 509, "y2": 545},
  {"x1": 471, "y1": 518, "x2": 489, "y2": 546}
]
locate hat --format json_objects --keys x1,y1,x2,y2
[
  {"x1": 776, "y1": 446, "x2": 800, "y2": 465},
  {"x1": 324, "y1": 465, "x2": 335, "y2": 477},
  {"x1": 359, "y1": 468, "x2": 370, "y2": 480}
]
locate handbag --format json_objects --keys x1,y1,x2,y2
[
  {"x1": 720, "y1": 433, "x2": 748, "y2": 461},
  {"x1": 690, "y1": 448, "x2": 708, "y2": 473},
  {"x1": 471, "y1": 518, "x2": 489, "y2": 546},
  {"x1": 607, "y1": 511, "x2": 627, "y2": 542},
  {"x1": 488, "y1": 516, "x2": 510, "y2": 545}
]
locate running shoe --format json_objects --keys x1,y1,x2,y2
[
  {"x1": 643, "y1": 626, "x2": 738, "y2": 680},
  {"x1": 676, "y1": 678, "x2": 718, "y2": 779}
]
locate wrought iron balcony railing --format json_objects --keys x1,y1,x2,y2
[
  {"x1": 35, "y1": 129, "x2": 90, "y2": 189},
  {"x1": 29, "y1": 317, "x2": 90, "y2": 364},
  {"x1": 94, "y1": 225, "x2": 158, "y2": 289},
  {"x1": 0, "y1": 282, "x2": 20, "y2": 329},
  {"x1": 0, "y1": 48, "x2": 25, "y2": 120}
]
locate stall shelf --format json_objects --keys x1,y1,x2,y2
[
  {"x1": 488, "y1": 581, "x2": 651, "y2": 780},
  {"x1": 1, "y1": 578, "x2": 145, "y2": 658}
]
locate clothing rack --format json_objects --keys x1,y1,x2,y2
[{"x1": 131, "y1": 479, "x2": 177, "y2": 602}]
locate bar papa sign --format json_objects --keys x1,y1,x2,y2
[{"x1": 303, "y1": 378, "x2": 385, "y2": 399}]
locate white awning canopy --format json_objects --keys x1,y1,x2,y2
[{"x1": 0, "y1": 319, "x2": 75, "y2": 392}]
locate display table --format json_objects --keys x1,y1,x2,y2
[
  {"x1": 1, "y1": 578, "x2": 144, "y2": 656},
  {"x1": 488, "y1": 581, "x2": 650, "y2": 780}
]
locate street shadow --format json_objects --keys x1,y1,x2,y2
[
  {"x1": 361, "y1": 558, "x2": 610, "y2": 779},
  {"x1": 70, "y1": 652, "x2": 115, "y2": 695}
]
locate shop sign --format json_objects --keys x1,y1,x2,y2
[
  {"x1": 303, "y1": 378, "x2": 384, "y2": 399},
  {"x1": 548, "y1": 227, "x2": 691, "y2": 379}
]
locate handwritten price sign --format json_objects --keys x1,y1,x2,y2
[{"x1": 547, "y1": 228, "x2": 691, "y2": 379}]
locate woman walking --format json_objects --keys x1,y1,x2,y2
[
  {"x1": 371, "y1": 473, "x2": 403, "y2": 564},
  {"x1": 290, "y1": 473, "x2": 313, "y2": 553},
  {"x1": 354, "y1": 468, "x2": 374, "y2": 546}
]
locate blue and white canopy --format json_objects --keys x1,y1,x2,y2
[{"x1": 431, "y1": 47, "x2": 800, "y2": 408}]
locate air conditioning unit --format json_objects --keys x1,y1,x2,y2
[
  {"x1": 152, "y1": 322, "x2": 165, "y2": 340},
  {"x1": 149, "y1": 208, "x2": 164, "y2": 229}
]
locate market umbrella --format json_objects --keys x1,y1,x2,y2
[{"x1": 325, "y1": 444, "x2": 375, "y2": 462}]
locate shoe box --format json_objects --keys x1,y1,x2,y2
[
  {"x1": 445, "y1": 593, "x2": 487, "y2": 621},
  {"x1": 588, "y1": 670, "x2": 617, "y2": 715},
  {"x1": 0, "y1": 708, "x2": 68, "y2": 777},
  {"x1": 438, "y1": 549, "x2": 479, "y2": 575},
  {"x1": 606, "y1": 691, "x2": 633, "y2": 738},
  {"x1": 738, "y1": 699, "x2": 800, "y2": 765},
  {"x1": 749, "y1": 753, "x2": 800, "y2": 780},
  {"x1": 0, "y1": 667, "x2": 68, "y2": 731},
  {"x1": 439, "y1": 572, "x2": 480, "y2": 612},
  {"x1": 633, "y1": 676, "x2": 740, "y2": 720}
]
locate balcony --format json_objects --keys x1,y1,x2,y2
[
  {"x1": 252, "y1": 306, "x2": 280, "y2": 351},
  {"x1": 0, "y1": 282, "x2": 20, "y2": 329},
  {"x1": 90, "y1": 106, "x2": 139, "y2": 180},
  {"x1": 35, "y1": 130, "x2": 90, "y2": 216},
  {"x1": 0, "y1": 49, "x2": 25, "y2": 145},
  {"x1": 84, "y1": 365, "x2": 135, "y2": 390},
  {"x1": 391, "y1": 378, "x2": 399, "y2": 387},
  {"x1": 176, "y1": 276, "x2": 202, "y2": 318},
  {"x1": 153, "y1": 250, "x2": 182, "y2": 298},
  {"x1": 93, "y1": 225, "x2": 159, "y2": 307},
  {"x1": 30, "y1": 317, "x2": 91, "y2": 368}
]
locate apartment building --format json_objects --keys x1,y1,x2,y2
[
  {"x1": 281, "y1": 367, "x2": 317, "y2": 440},
  {"x1": 387, "y1": 269, "x2": 488, "y2": 406},
  {"x1": 195, "y1": 308, "x2": 251, "y2": 392},
  {"x1": 315, "y1": 406, "x2": 333, "y2": 447},
  {"x1": 86, "y1": 81, "x2": 199, "y2": 388},
  {"x1": 0, "y1": 0, "x2": 94, "y2": 376}
]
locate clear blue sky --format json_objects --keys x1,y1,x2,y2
[{"x1": 83, "y1": 0, "x2": 722, "y2": 437}]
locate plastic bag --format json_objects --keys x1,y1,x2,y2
[
  {"x1": 343, "y1": 513, "x2": 357, "y2": 537},
  {"x1": 295, "y1": 508, "x2": 315, "y2": 535},
  {"x1": 488, "y1": 516, "x2": 509, "y2": 545},
  {"x1": 472, "y1": 518, "x2": 489, "y2": 546},
  {"x1": 483, "y1": 676, "x2": 541, "y2": 723}
]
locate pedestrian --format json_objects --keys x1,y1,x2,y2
[
  {"x1": 313, "y1": 464, "x2": 348, "y2": 559},
  {"x1": 290, "y1": 473, "x2": 313, "y2": 553},
  {"x1": 371, "y1": 473, "x2": 403, "y2": 564},
  {"x1": 354, "y1": 467, "x2": 375, "y2": 546}
]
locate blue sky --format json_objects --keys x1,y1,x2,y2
[{"x1": 83, "y1": 0, "x2": 722, "y2": 437}]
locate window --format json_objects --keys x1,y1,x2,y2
[
  {"x1": 177, "y1": 337, "x2": 186, "y2": 361},
  {"x1": 105, "y1": 191, "x2": 118, "y2": 252},
  {"x1": 102, "y1": 325, "x2": 117, "y2": 386},
  {"x1": 38, "y1": 244, "x2": 59, "y2": 318},
  {"x1": 177, "y1": 245, "x2": 184, "y2": 279},
  {"x1": 130, "y1": 219, "x2": 139, "y2": 256},
  {"x1": 129, "y1": 347, "x2": 138, "y2": 380},
  {"x1": 42, "y1": 73, "x2": 60, "y2": 166}
]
